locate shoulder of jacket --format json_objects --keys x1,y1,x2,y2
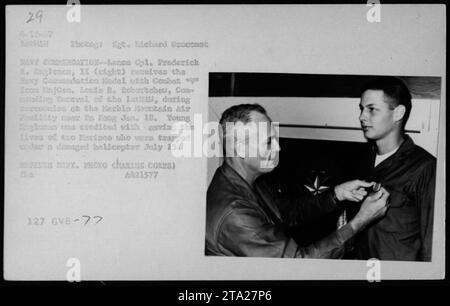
[{"x1": 411, "y1": 145, "x2": 436, "y2": 166}]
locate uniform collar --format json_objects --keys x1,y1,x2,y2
[
  {"x1": 371, "y1": 134, "x2": 415, "y2": 170},
  {"x1": 220, "y1": 162, "x2": 259, "y2": 203},
  {"x1": 396, "y1": 134, "x2": 415, "y2": 157}
]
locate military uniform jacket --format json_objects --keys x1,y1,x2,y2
[{"x1": 355, "y1": 135, "x2": 436, "y2": 261}]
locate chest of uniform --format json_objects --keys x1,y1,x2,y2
[{"x1": 370, "y1": 158, "x2": 418, "y2": 203}]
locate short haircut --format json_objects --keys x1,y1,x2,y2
[
  {"x1": 361, "y1": 76, "x2": 412, "y2": 129},
  {"x1": 219, "y1": 103, "x2": 269, "y2": 156}
]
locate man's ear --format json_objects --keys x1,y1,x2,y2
[
  {"x1": 235, "y1": 140, "x2": 246, "y2": 158},
  {"x1": 393, "y1": 105, "x2": 406, "y2": 122}
]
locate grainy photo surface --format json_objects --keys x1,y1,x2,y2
[
  {"x1": 4, "y1": 4, "x2": 445, "y2": 281},
  {"x1": 206, "y1": 73, "x2": 440, "y2": 262}
]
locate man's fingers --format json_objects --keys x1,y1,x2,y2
[
  {"x1": 349, "y1": 196, "x2": 361, "y2": 202},
  {"x1": 344, "y1": 193, "x2": 361, "y2": 202},
  {"x1": 353, "y1": 189, "x2": 368, "y2": 197},
  {"x1": 350, "y1": 192, "x2": 365, "y2": 201},
  {"x1": 368, "y1": 189, "x2": 383, "y2": 201},
  {"x1": 352, "y1": 194, "x2": 365, "y2": 201},
  {"x1": 380, "y1": 188, "x2": 390, "y2": 200},
  {"x1": 355, "y1": 180, "x2": 375, "y2": 188},
  {"x1": 379, "y1": 187, "x2": 389, "y2": 195}
]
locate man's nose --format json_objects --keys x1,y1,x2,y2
[{"x1": 359, "y1": 109, "x2": 367, "y2": 122}]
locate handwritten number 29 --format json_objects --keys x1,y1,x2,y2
[{"x1": 26, "y1": 10, "x2": 43, "y2": 23}]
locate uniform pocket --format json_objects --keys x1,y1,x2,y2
[
  {"x1": 386, "y1": 188, "x2": 409, "y2": 208},
  {"x1": 375, "y1": 189, "x2": 418, "y2": 233}
]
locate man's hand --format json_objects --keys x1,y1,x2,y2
[
  {"x1": 349, "y1": 187, "x2": 390, "y2": 232},
  {"x1": 334, "y1": 180, "x2": 375, "y2": 202}
]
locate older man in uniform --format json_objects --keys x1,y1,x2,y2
[{"x1": 205, "y1": 103, "x2": 390, "y2": 258}]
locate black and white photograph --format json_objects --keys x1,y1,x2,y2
[
  {"x1": 1, "y1": 2, "x2": 446, "y2": 291},
  {"x1": 206, "y1": 73, "x2": 440, "y2": 261}
]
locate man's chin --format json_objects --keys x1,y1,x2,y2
[
  {"x1": 362, "y1": 131, "x2": 375, "y2": 140},
  {"x1": 260, "y1": 160, "x2": 278, "y2": 171}
]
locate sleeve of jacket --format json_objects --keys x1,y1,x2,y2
[
  {"x1": 216, "y1": 203, "x2": 355, "y2": 258},
  {"x1": 276, "y1": 189, "x2": 338, "y2": 227},
  {"x1": 416, "y1": 159, "x2": 436, "y2": 261}
]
